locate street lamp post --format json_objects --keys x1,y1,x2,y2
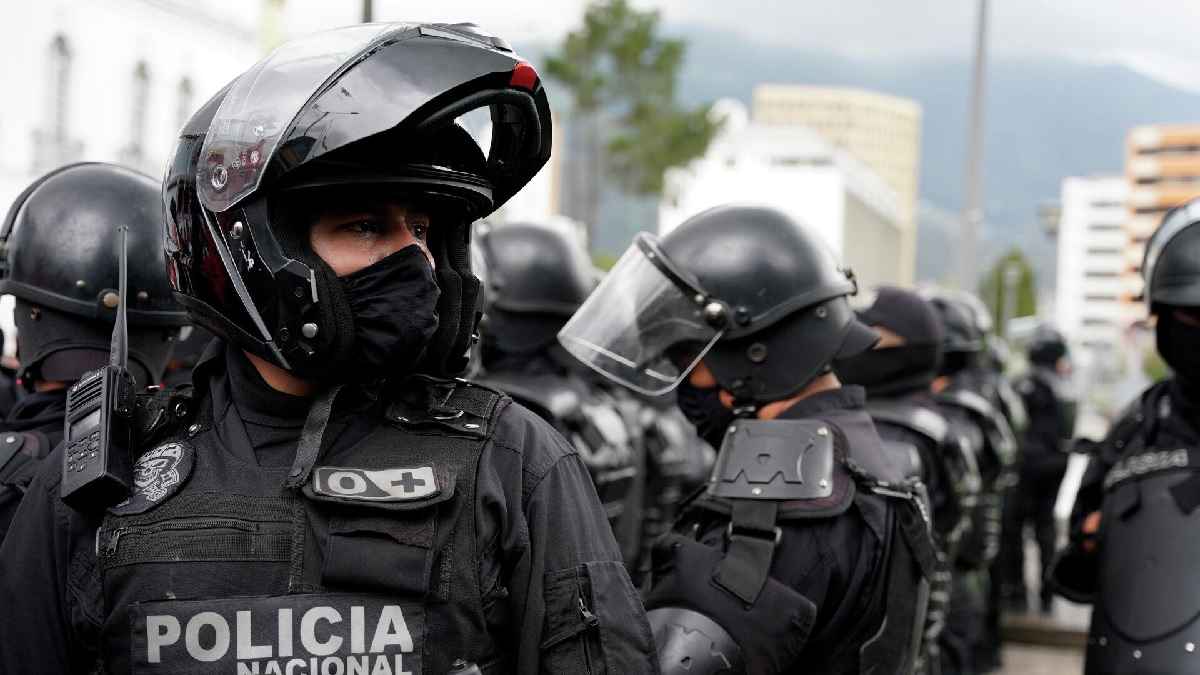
[{"x1": 957, "y1": 0, "x2": 989, "y2": 290}]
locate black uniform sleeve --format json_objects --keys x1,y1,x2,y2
[
  {"x1": 478, "y1": 403, "x2": 659, "y2": 675},
  {"x1": 0, "y1": 445, "x2": 102, "y2": 673}
]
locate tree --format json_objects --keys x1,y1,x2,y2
[
  {"x1": 544, "y1": 0, "x2": 721, "y2": 250},
  {"x1": 978, "y1": 248, "x2": 1037, "y2": 336}
]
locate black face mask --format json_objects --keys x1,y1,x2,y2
[
  {"x1": 339, "y1": 245, "x2": 440, "y2": 382},
  {"x1": 676, "y1": 379, "x2": 737, "y2": 450},
  {"x1": 833, "y1": 345, "x2": 941, "y2": 398},
  {"x1": 1158, "y1": 311, "x2": 1200, "y2": 388}
]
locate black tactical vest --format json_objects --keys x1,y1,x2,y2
[
  {"x1": 934, "y1": 389, "x2": 1015, "y2": 570},
  {"x1": 97, "y1": 377, "x2": 510, "y2": 675},
  {"x1": 1087, "y1": 385, "x2": 1200, "y2": 674},
  {"x1": 645, "y1": 408, "x2": 936, "y2": 675}
]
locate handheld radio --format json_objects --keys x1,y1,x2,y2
[{"x1": 61, "y1": 225, "x2": 138, "y2": 511}]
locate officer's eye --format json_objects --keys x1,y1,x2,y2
[
  {"x1": 408, "y1": 221, "x2": 430, "y2": 242},
  {"x1": 342, "y1": 219, "x2": 383, "y2": 235}
]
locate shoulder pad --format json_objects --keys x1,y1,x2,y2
[
  {"x1": 880, "y1": 439, "x2": 924, "y2": 481},
  {"x1": 0, "y1": 430, "x2": 51, "y2": 489},
  {"x1": 934, "y1": 388, "x2": 996, "y2": 419},
  {"x1": 708, "y1": 418, "x2": 835, "y2": 500},
  {"x1": 864, "y1": 400, "x2": 950, "y2": 446},
  {"x1": 386, "y1": 376, "x2": 505, "y2": 438},
  {"x1": 478, "y1": 372, "x2": 582, "y2": 422}
]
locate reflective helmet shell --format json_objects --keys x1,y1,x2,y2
[{"x1": 163, "y1": 23, "x2": 552, "y2": 378}]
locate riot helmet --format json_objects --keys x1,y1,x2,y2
[
  {"x1": 477, "y1": 222, "x2": 594, "y2": 356},
  {"x1": 1141, "y1": 200, "x2": 1200, "y2": 386},
  {"x1": 949, "y1": 289, "x2": 993, "y2": 335},
  {"x1": 1143, "y1": 198, "x2": 1200, "y2": 313},
  {"x1": 922, "y1": 290, "x2": 985, "y2": 376},
  {"x1": 559, "y1": 204, "x2": 878, "y2": 405},
  {"x1": 164, "y1": 22, "x2": 552, "y2": 380},
  {"x1": 0, "y1": 163, "x2": 189, "y2": 388},
  {"x1": 1027, "y1": 324, "x2": 1068, "y2": 367}
]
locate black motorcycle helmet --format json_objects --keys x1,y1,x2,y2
[
  {"x1": 478, "y1": 222, "x2": 594, "y2": 355},
  {"x1": 1027, "y1": 324, "x2": 1068, "y2": 367},
  {"x1": 0, "y1": 163, "x2": 189, "y2": 388},
  {"x1": 164, "y1": 22, "x2": 552, "y2": 379},
  {"x1": 559, "y1": 204, "x2": 878, "y2": 405},
  {"x1": 1143, "y1": 198, "x2": 1200, "y2": 314}
]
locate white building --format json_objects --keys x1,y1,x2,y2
[
  {"x1": 0, "y1": 0, "x2": 264, "y2": 210},
  {"x1": 659, "y1": 99, "x2": 904, "y2": 292},
  {"x1": 1054, "y1": 175, "x2": 1128, "y2": 377}
]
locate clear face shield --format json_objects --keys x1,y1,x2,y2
[{"x1": 557, "y1": 233, "x2": 732, "y2": 395}]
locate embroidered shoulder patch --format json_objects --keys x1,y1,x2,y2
[{"x1": 109, "y1": 442, "x2": 194, "y2": 515}]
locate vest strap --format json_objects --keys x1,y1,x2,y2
[{"x1": 713, "y1": 500, "x2": 780, "y2": 605}]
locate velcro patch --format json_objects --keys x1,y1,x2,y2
[
  {"x1": 312, "y1": 467, "x2": 439, "y2": 502},
  {"x1": 110, "y1": 442, "x2": 194, "y2": 515}
]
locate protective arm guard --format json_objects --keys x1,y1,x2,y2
[{"x1": 648, "y1": 607, "x2": 746, "y2": 675}]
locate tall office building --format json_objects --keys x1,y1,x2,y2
[
  {"x1": 1121, "y1": 124, "x2": 1200, "y2": 326},
  {"x1": 752, "y1": 85, "x2": 922, "y2": 285},
  {"x1": 1055, "y1": 176, "x2": 1127, "y2": 364},
  {"x1": 661, "y1": 100, "x2": 904, "y2": 293}
]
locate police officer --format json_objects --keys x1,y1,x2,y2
[
  {"x1": 1046, "y1": 200, "x2": 1200, "y2": 674},
  {"x1": 1007, "y1": 325, "x2": 1074, "y2": 615},
  {"x1": 979, "y1": 336, "x2": 1027, "y2": 674},
  {"x1": 833, "y1": 286, "x2": 975, "y2": 675},
  {"x1": 927, "y1": 292, "x2": 1016, "y2": 675},
  {"x1": 0, "y1": 23, "x2": 657, "y2": 674},
  {"x1": 560, "y1": 205, "x2": 936, "y2": 674},
  {"x1": 0, "y1": 163, "x2": 187, "y2": 543},
  {"x1": 472, "y1": 222, "x2": 642, "y2": 567}
]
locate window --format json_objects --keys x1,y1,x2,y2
[
  {"x1": 1085, "y1": 271, "x2": 1118, "y2": 279},
  {"x1": 1088, "y1": 223, "x2": 1121, "y2": 233},
  {"x1": 1085, "y1": 247, "x2": 1121, "y2": 256},
  {"x1": 48, "y1": 35, "x2": 72, "y2": 141},
  {"x1": 177, "y1": 77, "x2": 193, "y2": 130}
]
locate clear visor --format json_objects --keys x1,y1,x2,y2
[
  {"x1": 198, "y1": 23, "x2": 405, "y2": 212},
  {"x1": 1144, "y1": 199, "x2": 1200, "y2": 305},
  {"x1": 558, "y1": 234, "x2": 724, "y2": 395}
]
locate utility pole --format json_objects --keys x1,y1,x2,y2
[
  {"x1": 362, "y1": 0, "x2": 373, "y2": 23},
  {"x1": 957, "y1": 0, "x2": 989, "y2": 290}
]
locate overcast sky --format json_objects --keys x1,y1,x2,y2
[{"x1": 281, "y1": 0, "x2": 1200, "y2": 94}]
